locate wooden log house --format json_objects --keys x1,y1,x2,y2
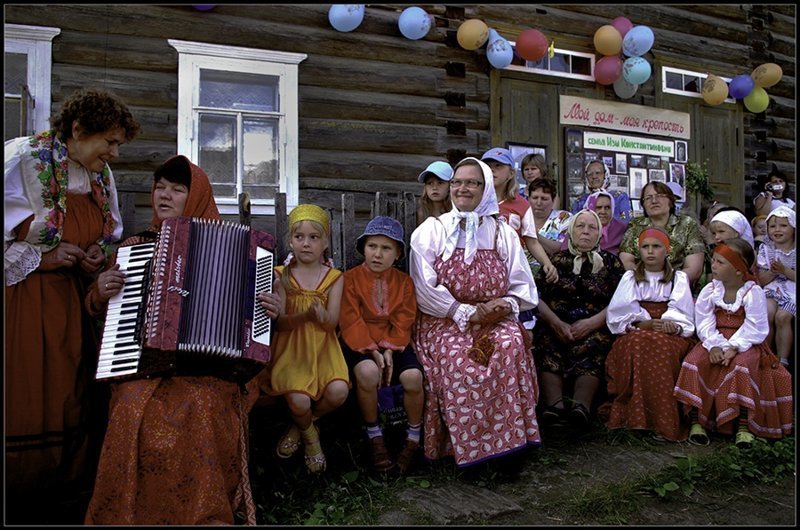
[{"x1": 5, "y1": 4, "x2": 795, "y2": 268}]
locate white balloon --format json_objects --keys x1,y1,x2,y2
[
  {"x1": 398, "y1": 6, "x2": 431, "y2": 40},
  {"x1": 613, "y1": 76, "x2": 638, "y2": 99},
  {"x1": 486, "y1": 29, "x2": 513, "y2": 69},
  {"x1": 328, "y1": 4, "x2": 365, "y2": 33}
]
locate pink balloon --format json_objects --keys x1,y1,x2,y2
[
  {"x1": 595, "y1": 55, "x2": 623, "y2": 85},
  {"x1": 611, "y1": 16, "x2": 634, "y2": 38}
]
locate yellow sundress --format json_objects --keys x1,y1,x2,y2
[{"x1": 266, "y1": 265, "x2": 350, "y2": 399}]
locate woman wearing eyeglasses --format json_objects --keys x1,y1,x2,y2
[
  {"x1": 570, "y1": 160, "x2": 633, "y2": 225},
  {"x1": 619, "y1": 181, "x2": 706, "y2": 287},
  {"x1": 409, "y1": 157, "x2": 541, "y2": 468}
]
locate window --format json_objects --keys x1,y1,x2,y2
[
  {"x1": 505, "y1": 45, "x2": 595, "y2": 81},
  {"x1": 169, "y1": 39, "x2": 307, "y2": 215},
  {"x1": 4, "y1": 24, "x2": 60, "y2": 141},
  {"x1": 662, "y1": 66, "x2": 735, "y2": 103}
]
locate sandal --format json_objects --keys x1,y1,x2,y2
[
  {"x1": 539, "y1": 399, "x2": 566, "y2": 427},
  {"x1": 567, "y1": 403, "x2": 591, "y2": 430},
  {"x1": 301, "y1": 424, "x2": 327, "y2": 474},
  {"x1": 368, "y1": 436, "x2": 394, "y2": 473},
  {"x1": 395, "y1": 438, "x2": 419, "y2": 475},
  {"x1": 688, "y1": 423, "x2": 710, "y2": 446},
  {"x1": 276, "y1": 424, "x2": 301, "y2": 459},
  {"x1": 735, "y1": 430, "x2": 755, "y2": 447}
]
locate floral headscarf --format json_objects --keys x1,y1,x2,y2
[
  {"x1": 440, "y1": 157, "x2": 498, "y2": 264},
  {"x1": 567, "y1": 209, "x2": 604, "y2": 275}
]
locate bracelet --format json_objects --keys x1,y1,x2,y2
[{"x1": 779, "y1": 358, "x2": 789, "y2": 366}]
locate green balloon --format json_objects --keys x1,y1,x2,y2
[{"x1": 743, "y1": 86, "x2": 769, "y2": 113}]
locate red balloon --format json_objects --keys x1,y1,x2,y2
[
  {"x1": 595, "y1": 55, "x2": 623, "y2": 85},
  {"x1": 611, "y1": 16, "x2": 634, "y2": 38},
  {"x1": 516, "y1": 28, "x2": 549, "y2": 62}
]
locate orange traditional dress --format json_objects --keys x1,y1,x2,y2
[
  {"x1": 264, "y1": 265, "x2": 350, "y2": 399},
  {"x1": 84, "y1": 156, "x2": 260, "y2": 525},
  {"x1": 5, "y1": 132, "x2": 121, "y2": 499},
  {"x1": 673, "y1": 280, "x2": 793, "y2": 438}
]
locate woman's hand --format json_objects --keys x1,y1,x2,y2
[
  {"x1": 542, "y1": 263, "x2": 559, "y2": 284},
  {"x1": 708, "y1": 346, "x2": 724, "y2": 365},
  {"x1": 569, "y1": 318, "x2": 597, "y2": 341},
  {"x1": 257, "y1": 291, "x2": 281, "y2": 319},
  {"x1": 473, "y1": 299, "x2": 510, "y2": 324},
  {"x1": 80, "y1": 243, "x2": 105, "y2": 274},
  {"x1": 39, "y1": 242, "x2": 86, "y2": 271},
  {"x1": 720, "y1": 347, "x2": 738, "y2": 367},
  {"x1": 551, "y1": 319, "x2": 575, "y2": 343},
  {"x1": 96, "y1": 264, "x2": 126, "y2": 302}
]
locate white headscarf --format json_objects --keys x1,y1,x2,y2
[
  {"x1": 766, "y1": 205, "x2": 796, "y2": 229},
  {"x1": 567, "y1": 209, "x2": 605, "y2": 275},
  {"x1": 440, "y1": 157, "x2": 499, "y2": 265},
  {"x1": 711, "y1": 209, "x2": 754, "y2": 247}
]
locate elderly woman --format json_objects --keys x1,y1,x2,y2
[
  {"x1": 619, "y1": 181, "x2": 706, "y2": 287},
  {"x1": 570, "y1": 159, "x2": 633, "y2": 224},
  {"x1": 5, "y1": 88, "x2": 140, "y2": 515},
  {"x1": 562, "y1": 190, "x2": 626, "y2": 256},
  {"x1": 532, "y1": 209, "x2": 625, "y2": 430},
  {"x1": 409, "y1": 157, "x2": 541, "y2": 467}
]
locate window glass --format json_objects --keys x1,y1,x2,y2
[
  {"x1": 243, "y1": 117, "x2": 279, "y2": 200},
  {"x1": 198, "y1": 113, "x2": 237, "y2": 197},
  {"x1": 4, "y1": 52, "x2": 27, "y2": 94},
  {"x1": 199, "y1": 69, "x2": 279, "y2": 112}
]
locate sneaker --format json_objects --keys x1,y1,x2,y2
[{"x1": 368, "y1": 436, "x2": 394, "y2": 472}]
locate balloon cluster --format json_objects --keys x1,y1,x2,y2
[
  {"x1": 702, "y1": 63, "x2": 782, "y2": 114},
  {"x1": 328, "y1": 5, "x2": 433, "y2": 40},
  {"x1": 454, "y1": 19, "x2": 550, "y2": 70},
  {"x1": 591, "y1": 16, "x2": 654, "y2": 100}
]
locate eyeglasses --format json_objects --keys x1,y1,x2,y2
[
  {"x1": 450, "y1": 179, "x2": 483, "y2": 189},
  {"x1": 642, "y1": 193, "x2": 670, "y2": 204}
]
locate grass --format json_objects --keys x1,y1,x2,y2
[{"x1": 248, "y1": 401, "x2": 795, "y2": 526}]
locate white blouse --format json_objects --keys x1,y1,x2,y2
[
  {"x1": 409, "y1": 214, "x2": 538, "y2": 332},
  {"x1": 4, "y1": 137, "x2": 123, "y2": 285},
  {"x1": 695, "y1": 279, "x2": 769, "y2": 352},
  {"x1": 606, "y1": 269, "x2": 695, "y2": 337}
]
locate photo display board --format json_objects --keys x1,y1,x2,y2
[{"x1": 565, "y1": 127, "x2": 688, "y2": 216}]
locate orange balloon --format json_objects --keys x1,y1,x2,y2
[
  {"x1": 593, "y1": 25, "x2": 623, "y2": 56},
  {"x1": 701, "y1": 74, "x2": 728, "y2": 106},
  {"x1": 751, "y1": 63, "x2": 782, "y2": 88},
  {"x1": 456, "y1": 19, "x2": 489, "y2": 50},
  {"x1": 516, "y1": 28, "x2": 549, "y2": 62}
]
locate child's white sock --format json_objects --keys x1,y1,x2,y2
[{"x1": 406, "y1": 422, "x2": 422, "y2": 443}]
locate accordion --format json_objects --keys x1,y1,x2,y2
[{"x1": 96, "y1": 216, "x2": 274, "y2": 382}]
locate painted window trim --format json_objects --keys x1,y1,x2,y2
[
  {"x1": 4, "y1": 23, "x2": 60, "y2": 134},
  {"x1": 661, "y1": 66, "x2": 736, "y2": 104},
  {"x1": 168, "y1": 39, "x2": 307, "y2": 215},
  {"x1": 505, "y1": 44, "x2": 596, "y2": 81}
]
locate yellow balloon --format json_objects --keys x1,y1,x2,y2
[
  {"x1": 457, "y1": 19, "x2": 489, "y2": 50},
  {"x1": 743, "y1": 86, "x2": 769, "y2": 113},
  {"x1": 751, "y1": 63, "x2": 783, "y2": 88},
  {"x1": 593, "y1": 25, "x2": 622, "y2": 56},
  {"x1": 701, "y1": 74, "x2": 728, "y2": 106}
]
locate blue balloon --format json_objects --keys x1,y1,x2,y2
[
  {"x1": 729, "y1": 74, "x2": 755, "y2": 99},
  {"x1": 486, "y1": 29, "x2": 513, "y2": 69},
  {"x1": 398, "y1": 6, "x2": 431, "y2": 40},
  {"x1": 622, "y1": 56, "x2": 651, "y2": 85},
  {"x1": 328, "y1": 4, "x2": 365, "y2": 33},
  {"x1": 622, "y1": 25, "x2": 654, "y2": 57}
]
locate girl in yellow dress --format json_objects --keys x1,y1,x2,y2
[{"x1": 264, "y1": 204, "x2": 350, "y2": 473}]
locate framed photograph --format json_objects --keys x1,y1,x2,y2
[
  {"x1": 608, "y1": 175, "x2": 618, "y2": 190},
  {"x1": 630, "y1": 155, "x2": 644, "y2": 168},
  {"x1": 630, "y1": 168, "x2": 647, "y2": 199},
  {"x1": 675, "y1": 140, "x2": 688, "y2": 163},
  {"x1": 566, "y1": 128, "x2": 583, "y2": 154},
  {"x1": 584, "y1": 152, "x2": 599, "y2": 165},
  {"x1": 669, "y1": 163, "x2": 687, "y2": 199},
  {"x1": 649, "y1": 169, "x2": 667, "y2": 183},
  {"x1": 616, "y1": 175, "x2": 629, "y2": 190},
  {"x1": 646, "y1": 156, "x2": 661, "y2": 169},
  {"x1": 506, "y1": 142, "x2": 546, "y2": 188},
  {"x1": 602, "y1": 156, "x2": 614, "y2": 173},
  {"x1": 615, "y1": 153, "x2": 628, "y2": 174}
]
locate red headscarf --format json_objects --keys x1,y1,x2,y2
[
  {"x1": 149, "y1": 155, "x2": 220, "y2": 228},
  {"x1": 713, "y1": 243, "x2": 757, "y2": 283}
]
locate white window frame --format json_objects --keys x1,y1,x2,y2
[
  {"x1": 505, "y1": 45, "x2": 596, "y2": 81},
  {"x1": 4, "y1": 23, "x2": 60, "y2": 134},
  {"x1": 169, "y1": 39, "x2": 306, "y2": 215},
  {"x1": 661, "y1": 66, "x2": 736, "y2": 104}
]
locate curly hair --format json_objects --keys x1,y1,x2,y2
[{"x1": 51, "y1": 88, "x2": 141, "y2": 142}]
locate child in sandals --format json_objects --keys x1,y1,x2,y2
[
  {"x1": 339, "y1": 216, "x2": 424, "y2": 474},
  {"x1": 261, "y1": 204, "x2": 350, "y2": 473},
  {"x1": 673, "y1": 238, "x2": 793, "y2": 447}
]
